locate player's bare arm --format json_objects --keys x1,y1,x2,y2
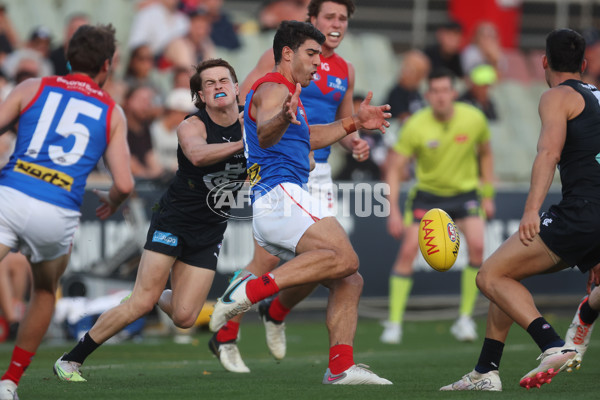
[
  {"x1": 0, "y1": 78, "x2": 41, "y2": 133},
  {"x1": 310, "y1": 91, "x2": 391, "y2": 150},
  {"x1": 520, "y1": 86, "x2": 578, "y2": 244},
  {"x1": 253, "y1": 82, "x2": 300, "y2": 148},
  {"x1": 95, "y1": 105, "x2": 134, "y2": 220},
  {"x1": 177, "y1": 115, "x2": 243, "y2": 166},
  {"x1": 385, "y1": 149, "x2": 410, "y2": 240},
  {"x1": 239, "y1": 48, "x2": 275, "y2": 103}
]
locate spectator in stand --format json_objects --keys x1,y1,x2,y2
[
  {"x1": 123, "y1": 44, "x2": 165, "y2": 98},
  {"x1": 424, "y1": 20, "x2": 464, "y2": 79},
  {"x1": 582, "y1": 28, "x2": 600, "y2": 88},
  {"x1": 258, "y1": 0, "x2": 308, "y2": 31},
  {"x1": 128, "y1": 0, "x2": 189, "y2": 56},
  {"x1": 2, "y1": 27, "x2": 53, "y2": 79},
  {"x1": 49, "y1": 13, "x2": 90, "y2": 76},
  {"x1": 459, "y1": 64, "x2": 498, "y2": 121},
  {"x1": 386, "y1": 49, "x2": 430, "y2": 123},
  {"x1": 461, "y1": 21, "x2": 506, "y2": 77},
  {"x1": 201, "y1": 0, "x2": 241, "y2": 50},
  {"x1": 0, "y1": 3, "x2": 19, "y2": 64},
  {"x1": 150, "y1": 88, "x2": 196, "y2": 174},
  {"x1": 171, "y1": 66, "x2": 192, "y2": 89},
  {"x1": 162, "y1": 8, "x2": 216, "y2": 70},
  {"x1": 124, "y1": 85, "x2": 165, "y2": 181}
]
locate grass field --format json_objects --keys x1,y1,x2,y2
[{"x1": 1, "y1": 316, "x2": 598, "y2": 400}]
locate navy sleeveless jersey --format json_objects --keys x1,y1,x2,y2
[
  {"x1": 558, "y1": 80, "x2": 600, "y2": 201},
  {"x1": 160, "y1": 106, "x2": 247, "y2": 224}
]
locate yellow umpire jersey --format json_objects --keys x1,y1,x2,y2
[{"x1": 394, "y1": 102, "x2": 491, "y2": 197}]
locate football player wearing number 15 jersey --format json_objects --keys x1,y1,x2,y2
[{"x1": 0, "y1": 25, "x2": 134, "y2": 400}]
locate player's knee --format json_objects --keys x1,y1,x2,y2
[
  {"x1": 333, "y1": 248, "x2": 359, "y2": 278},
  {"x1": 475, "y1": 267, "x2": 492, "y2": 295},
  {"x1": 129, "y1": 297, "x2": 157, "y2": 317},
  {"x1": 171, "y1": 311, "x2": 197, "y2": 329}
]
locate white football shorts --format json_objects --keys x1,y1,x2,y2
[
  {"x1": 253, "y1": 182, "x2": 333, "y2": 261},
  {"x1": 307, "y1": 162, "x2": 335, "y2": 212},
  {"x1": 0, "y1": 186, "x2": 81, "y2": 263}
]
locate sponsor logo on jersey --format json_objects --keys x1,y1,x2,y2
[
  {"x1": 152, "y1": 230, "x2": 178, "y2": 246},
  {"x1": 247, "y1": 163, "x2": 261, "y2": 186},
  {"x1": 327, "y1": 76, "x2": 347, "y2": 92},
  {"x1": 13, "y1": 159, "x2": 73, "y2": 191},
  {"x1": 426, "y1": 140, "x2": 439, "y2": 149},
  {"x1": 454, "y1": 134, "x2": 468, "y2": 143}
]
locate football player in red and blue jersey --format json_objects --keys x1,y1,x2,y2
[
  {"x1": 210, "y1": 0, "x2": 371, "y2": 372},
  {"x1": 0, "y1": 24, "x2": 134, "y2": 400}
]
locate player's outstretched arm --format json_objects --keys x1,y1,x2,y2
[
  {"x1": 254, "y1": 82, "x2": 300, "y2": 148},
  {"x1": 97, "y1": 105, "x2": 134, "y2": 220},
  {"x1": 310, "y1": 91, "x2": 391, "y2": 150},
  {"x1": 177, "y1": 115, "x2": 243, "y2": 166}
]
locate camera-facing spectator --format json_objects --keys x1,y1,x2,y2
[
  {"x1": 458, "y1": 64, "x2": 499, "y2": 121},
  {"x1": 424, "y1": 21, "x2": 464, "y2": 78}
]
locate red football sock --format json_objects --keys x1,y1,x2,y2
[
  {"x1": 328, "y1": 344, "x2": 354, "y2": 375},
  {"x1": 246, "y1": 273, "x2": 279, "y2": 303},
  {"x1": 1, "y1": 346, "x2": 35, "y2": 385},
  {"x1": 216, "y1": 321, "x2": 240, "y2": 343},
  {"x1": 268, "y1": 296, "x2": 291, "y2": 322}
]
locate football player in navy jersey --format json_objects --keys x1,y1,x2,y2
[
  {"x1": 52, "y1": 58, "x2": 250, "y2": 381},
  {"x1": 442, "y1": 28, "x2": 600, "y2": 392},
  {"x1": 0, "y1": 24, "x2": 134, "y2": 400}
]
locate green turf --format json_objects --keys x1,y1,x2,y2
[{"x1": 1, "y1": 316, "x2": 598, "y2": 399}]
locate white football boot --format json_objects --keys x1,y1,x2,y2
[
  {"x1": 379, "y1": 321, "x2": 402, "y2": 344},
  {"x1": 323, "y1": 364, "x2": 392, "y2": 385},
  {"x1": 258, "y1": 299, "x2": 286, "y2": 360},
  {"x1": 0, "y1": 380, "x2": 18, "y2": 400},
  {"x1": 564, "y1": 296, "x2": 595, "y2": 365},
  {"x1": 440, "y1": 370, "x2": 502, "y2": 391},
  {"x1": 451, "y1": 315, "x2": 478, "y2": 342},
  {"x1": 209, "y1": 272, "x2": 256, "y2": 332},
  {"x1": 519, "y1": 345, "x2": 579, "y2": 389}
]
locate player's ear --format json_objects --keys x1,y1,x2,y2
[
  {"x1": 198, "y1": 89, "x2": 205, "y2": 103},
  {"x1": 542, "y1": 55, "x2": 549, "y2": 70},
  {"x1": 581, "y1": 58, "x2": 588, "y2": 74},
  {"x1": 234, "y1": 81, "x2": 239, "y2": 96},
  {"x1": 282, "y1": 46, "x2": 294, "y2": 62}
]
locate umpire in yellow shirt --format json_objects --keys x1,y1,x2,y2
[{"x1": 381, "y1": 67, "x2": 495, "y2": 344}]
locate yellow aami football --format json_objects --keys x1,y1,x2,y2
[{"x1": 418, "y1": 208, "x2": 460, "y2": 272}]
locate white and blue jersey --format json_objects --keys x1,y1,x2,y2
[
  {"x1": 302, "y1": 53, "x2": 349, "y2": 163},
  {"x1": 0, "y1": 74, "x2": 115, "y2": 211},
  {"x1": 244, "y1": 72, "x2": 311, "y2": 202}
]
